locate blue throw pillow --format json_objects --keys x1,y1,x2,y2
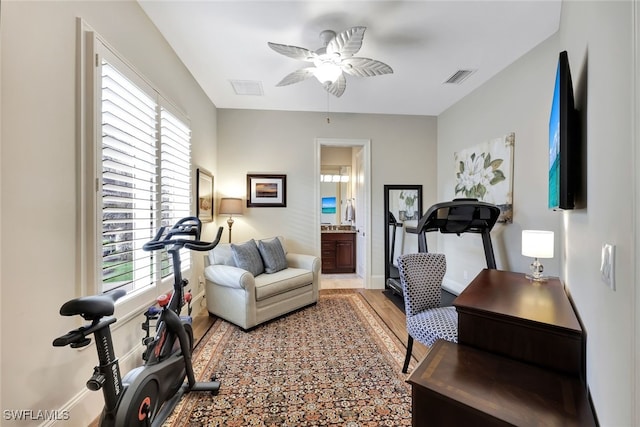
[
  {"x1": 231, "y1": 239, "x2": 264, "y2": 277},
  {"x1": 258, "y1": 238, "x2": 288, "y2": 274}
]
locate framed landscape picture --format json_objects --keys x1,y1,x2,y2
[{"x1": 246, "y1": 174, "x2": 287, "y2": 207}]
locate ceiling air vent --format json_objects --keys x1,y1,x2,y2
[
  {"x1": 230, "y1": 80, "x2": 264, "y2": 96},
  {"x1": 443, "y1": 69, "x2": 476, "y2": 85}
]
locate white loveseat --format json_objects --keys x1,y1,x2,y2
[{"x1": 204, "y1": 236, "x2": 320, "y2": 330}]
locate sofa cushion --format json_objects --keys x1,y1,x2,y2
[
  {"x1": 257, "y1": 237, "x2": 288, "y2": 274},
  {"x1": 254, "y1": 268, "x2": 313, "y2": 301},
  {"x1": 231, "y1": 239, "x2": 264, "y2": 277},
  {"x1": 209, "y1": 243, "x2": 235, "y2": 267}
]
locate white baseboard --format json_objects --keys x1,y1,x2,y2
[
  {"x1": 368, "y1": 274, "x2": 386, "y2": 290},
  {"x1": 191, "y1": 291, "x2": 208, "y2": 317},
  {"x1": 41, "y1": 341, "x2": 143, "y2": 427}
]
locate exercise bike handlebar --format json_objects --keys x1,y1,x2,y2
[
  {"x1": 142, "y1": 217, "x2": 224, "y2": 253},
  {"x1": 53, "y1": 216, "x2": 224, "y2": 427}
]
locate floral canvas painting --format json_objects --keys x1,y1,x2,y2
[{"x1": 454, "y1": 133, "x2": 514, "y2": 223}]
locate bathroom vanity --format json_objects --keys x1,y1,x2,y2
[{"x1": 320, "y1": 226, "x2": 356, "y2": 273}]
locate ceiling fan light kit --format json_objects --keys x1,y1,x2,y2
[{"x1": 268, "y1": 26, "x2": 393, "y2": 97}]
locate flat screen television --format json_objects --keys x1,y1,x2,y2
[{"x1": 548, "y1": 50, "x2": 578, "y2": 210}]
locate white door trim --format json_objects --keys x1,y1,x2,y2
[
  {"x1": 633, "y1": 1, "x2": 639, "y2": 425},
  {"x1": 315, "y1": 138, "x2": 371, "y2": 288}
]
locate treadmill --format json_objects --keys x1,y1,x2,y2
[{"x1": 386, "y1": 198, "x2": 501, "y2": 296}]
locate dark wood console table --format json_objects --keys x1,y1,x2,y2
[
  {"x1": 454, "y1": 269, "x2": 584, "y2": 376},
  {"x1": 407, "y1": 269, "x2": 597, "y2": 426}
]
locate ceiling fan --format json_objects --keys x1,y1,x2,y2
[{"x1": 268, "y1": 26, "x2": 393, "y2": 97}]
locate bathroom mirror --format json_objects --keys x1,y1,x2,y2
[
  {"x1": 384, "y1": 185, "x2": 423, "y2": 291},
  {"x1": 321, "y1": 166, "x2": 352, "y2": 225}
]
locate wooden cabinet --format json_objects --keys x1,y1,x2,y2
[
  {"x1": 408, "y1": 340, "x2": 596, "y2": 427},
  {"x1": 321, "y1": 232, "x2": 356, "y2": 273},
  {"x1": 406, "y1": 269, "x2": 597, "y2": 427},
  {"x1": 454, "y1": 269, "x2": 584, "y2": 375}
]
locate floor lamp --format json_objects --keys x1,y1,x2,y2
[{"x1": 219, "y1": 198, "x2": 243, "y2": 243}]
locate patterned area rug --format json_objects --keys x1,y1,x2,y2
[{"x1": 165, "y1": 292, "x2": 412, "y2": 426}]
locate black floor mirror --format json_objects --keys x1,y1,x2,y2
[{"x1": 383, "y1": 185, "x2": 422, "y2": 295}]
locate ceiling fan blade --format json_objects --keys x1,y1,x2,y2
[
  {"x1": 275, "y1": 68, "x2": 315, "y2": 86},
  {"x1": 267, "y1": 42, "x2": 317, "y2": 61},
  {"x1": 341, "y1": 57, "x2": 394, "y2": 77},
  {"x1": 323, "y1": 74, "x2": 346, "y2": 97},
  {"x1": 327, "y1": 26, "x2": 366, "y2": 58}
]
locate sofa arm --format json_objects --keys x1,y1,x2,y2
[
  {"x1": 204, "y1": 264, "x2": 255, "y2": 291},
  {"x1": 286, "y1": 253, "x2": 320, "y2": 273}
]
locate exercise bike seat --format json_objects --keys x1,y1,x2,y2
[{"x1": 59, "y1": 290, "x2": 126, "y2": 321}]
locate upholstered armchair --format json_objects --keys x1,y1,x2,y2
[
  {"x1": 204, "y1": 236, "x2": 320, "y2": 330},
  {"x1": 397, "y1": 252, "x2": 458, "y2": 373}
]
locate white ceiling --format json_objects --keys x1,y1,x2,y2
[{"x1": 138, "y1": 1, "x2": 561, "y2": 116}]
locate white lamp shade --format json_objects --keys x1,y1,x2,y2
[
  {"x1": 219, "y1": 198, "x2": 243, "y2": 216},
  {"x1": 522, "y1": 230, "x2": 554, "y2": 258}
]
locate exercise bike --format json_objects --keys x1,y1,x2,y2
[{"x1": 53, "y1": 217, "x2": 223, "y2": 426}]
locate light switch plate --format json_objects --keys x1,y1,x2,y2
[{"x1": 600, "y1": 244, "x2": 615, "y2": 290}]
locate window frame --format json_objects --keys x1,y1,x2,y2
[{"x1": 77, "y1": 19, "x2": 192, "y2": 315}]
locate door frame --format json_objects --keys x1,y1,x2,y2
[
  {"x1": 633, "y1": 1, "x2": 639, "y2": 424},
  {"x1": 315, "y1": 138, "x2": 371, "y2": 288}
]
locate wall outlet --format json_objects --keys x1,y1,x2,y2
[{"x1": 600, "y1": 244, "x2": 615, "y2": 291}]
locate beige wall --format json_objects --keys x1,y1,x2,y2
[
  {"x1": 438, "y1": 1, "x2": 635, "y2": 424},
  {"x1": 321, "y1": 146, "x2": 353, "y2": 168},
  {"x1": 560, "y1": 1, "x2": 634, "y2": 424},
  {"x1": 216, "y1": 109, "x2": 438, "y2": 287},
  {"x1": 438, "y1": 35, "x2": 562, "y2": 291},
  {"x1": 1, "y1": 1, "x2": 218, "y2": 425}
]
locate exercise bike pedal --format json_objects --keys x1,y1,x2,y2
[{"x1": 189, "y1": 380, "x2": 221, "y2": 396}]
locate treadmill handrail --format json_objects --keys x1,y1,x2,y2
[
  {"x1": 408, "y1": 198, "x2": 500, "y2": 236},
  {"x1": 406, "y1": 198, "x2": 500, "y2": 269}
]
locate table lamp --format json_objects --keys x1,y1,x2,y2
[
  {"x1": 521, "y1": 230, "x2": 554, "y2": 281},
  {"x1": 219, "y1": 198, "x2": 243, "y2": 243}
]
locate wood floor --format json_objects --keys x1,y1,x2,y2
[
  {"x1": 192, "y1": 288, "x2": 428, "y2": 365},
  {"x1": 357, "y1": 289, "x2": 429, "y2": 362}
]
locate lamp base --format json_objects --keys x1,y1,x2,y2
[
  {"x1": 525, "y1": 274, "x2": 549, "y2": 282},
  {"x1": 226, "y1": 217, "x2": 234, "y2": 243},
  {"x1": 526, "y1": 258, "x2": 548, "y2": 282}
]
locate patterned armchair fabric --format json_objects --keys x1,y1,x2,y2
[
  {"x1": 400, "y1": 252, "x2": 446, "y2": 316},
  {"x1": 397, "y1": 252, "x2": 458, "y2": 373}
]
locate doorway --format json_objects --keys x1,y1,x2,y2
[{"x1": 315, "y1": 138, "x2": 371, "y2": 289}]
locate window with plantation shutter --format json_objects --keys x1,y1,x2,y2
[
  {"x1": 99, "y1": 57, "x2": 191, "y2": 295},
  {"x1": 159, "y1": 106, "x2": 192, "y2": 278}
]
